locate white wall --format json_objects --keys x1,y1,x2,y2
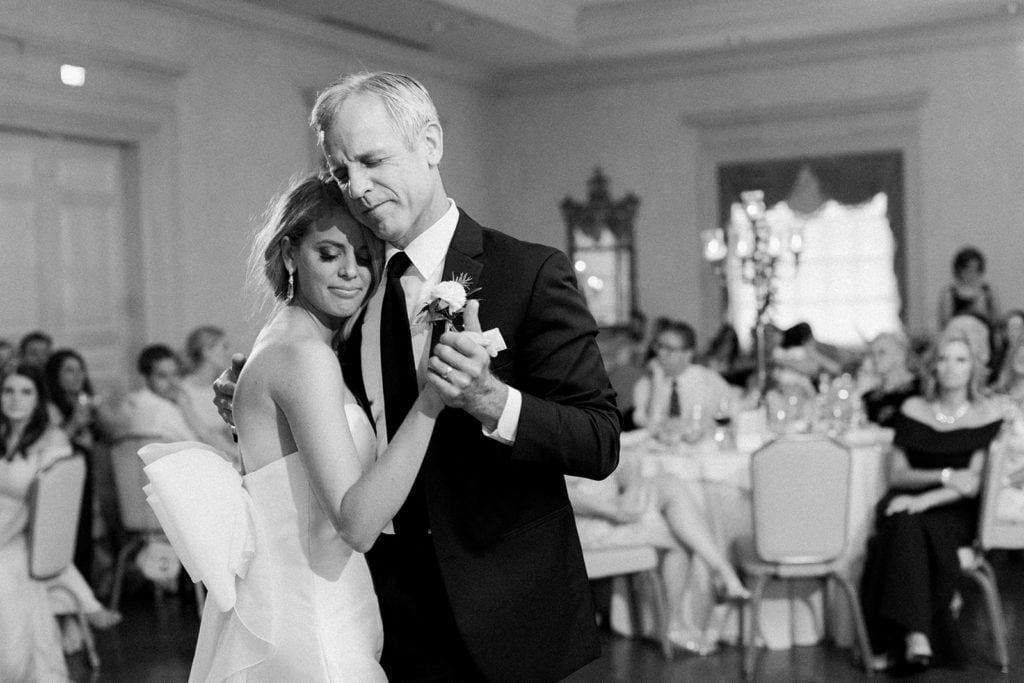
[
  {"x1": 0, "y1": 0, "x2": 499, "y2": 372},
  {"x1": 4, "y1": 0, "x2": 1024, "y2": 374},
  {"x1": 493, "y1": 26, "x2": 1024, "y2": 343}
]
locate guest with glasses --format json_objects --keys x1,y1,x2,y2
[{"x1": 632, "y1": 320, "x2": 735, "y2": 435}]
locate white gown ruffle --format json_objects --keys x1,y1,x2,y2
[
  {"x1": 140, "y1": 402, "x2": 384, "y2": 682},
  {"x1": 141, "y1": 442, "x2": 271, "y2": 681}
]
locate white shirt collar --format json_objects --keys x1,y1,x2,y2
[{"x1": 384, "y1": 199, "x2": 458, "y2": 277}]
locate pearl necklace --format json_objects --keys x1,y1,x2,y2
[{"x1": 934, "y1": 401, "x2": 969, "y2": 425}]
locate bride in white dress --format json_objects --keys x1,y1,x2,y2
[{"x1": 141, "y1": 174, "x2": 442, "y2": 681}]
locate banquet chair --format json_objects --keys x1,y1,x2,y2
[
  {"x1": 955, "y1": 437, "x2": 1023, "y2": 674},
  {"x1": 582, "y1": 544, "x2": 673, "y2": 660},
  {"x1": 733, "y1": 434, "x2": 874, "y2": 680},
  {"x1": 108, "y1": 433, "x2": 205, "y2": 614},
  {"x1": 27, "y1": 453, "x2": 100, "y2": 669}
]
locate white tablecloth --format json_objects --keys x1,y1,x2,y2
[{"x1": 609, "y1": 427, "x2": 890, "y2": 650}]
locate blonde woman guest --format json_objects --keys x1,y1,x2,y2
[
  {"x1": 860, "y1": 329, "x2": 1003, "y2": 672},
  {"x1": 179, "y1": 326, "x2": 238, "y2": 458},
  {"x1": 860, "y1": 331, "x2": 920, "y2": 428}
]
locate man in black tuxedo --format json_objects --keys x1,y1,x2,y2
[{"x1": 305, "y1": 71, "x2": 619, "y2": 681}]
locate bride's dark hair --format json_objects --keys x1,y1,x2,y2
[{"x1": 249, "y1": 173, "x2": 384, "y2": 335}]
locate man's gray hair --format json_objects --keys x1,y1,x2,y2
[{"x1": 311, "y1": 72, "x2": 439, "y2": 150}]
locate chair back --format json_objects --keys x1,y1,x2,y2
[
  {"x1": 109, "y1": 434, "x2": 164, "y2": 532},
  {"x1": 977, "y1": 437, "x2": 1024, "y2": 550},
  {"x1": 27, "y1": 454, "x2": 87, "y2": 580},
  {"x1": 751, "y1": 433, "x2": 851, "y2": 564}
]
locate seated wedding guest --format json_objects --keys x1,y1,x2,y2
[
  {"x1": 944, "y1": 312, "x2": 994, "y2": 381},
  {"x1": 860, "y1": 328, "x2": 1003, "y2": 672},
  {"x1": 44, "y1": 349, "x2": 113, "y2": 453},
  {"x1": 0, "y1": 364, "x2": 118, "y2": 680},
  {"x1": 772, "y1": 321, "x2": 842, "y2": 394},
  {"x1": 118, "y1": 344, "x2": 199, "y2": 443},
  {"x1": 702, "y1": 323, "x2": 755, "y2": 388},
  {"x1": 860, "y1": 331, "x2": 920, "y2": 428},
  {"x1": 993, "y1": 331, "x2": 1024, "y2": 418},
  {"x1": 0, "y1": 339, "x2": 15, "y2": 374},
  {"x1": 18, "y1": 330, "x2": 53, "y2": 370},
  {"x1": 938, "y1": 246, "x2": 998, "y2": 328},
  {"x1": 1002, "y1": 309, "x2": 1024, "y2": 346},
  {"x1": 179, "y1": 326, "x2": 238, "y2": 458},
  {"x1": 632, "y1": 320, "x2": 735, "y2": 432},
  {"x1": 567, "y1": 456, "x2": 748, "y2": 648},
  {"x1": 44, "y1": 349, "x2": 113, "y2": 582},
  {"x1": 990, "y1": 309, "x2": 1024, "y2": 380},
  {"x1": 601, "y1": 309, "x2": 650, "y2": 431}
]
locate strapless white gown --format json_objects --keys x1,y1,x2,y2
[{"x1": 140, "y1": 402, "x2": 385, "y2": 682}]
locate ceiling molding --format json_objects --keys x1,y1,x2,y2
[
  {"x1": 140, "y1": 0, "x2": 498, "y2": 88},
  {"x1": 683, "y1": 91, "x2": 929, "y2": 130},
  {"x1": 432, "y1": 0, "x2": 579, "y2": 45},
  {"x1": 498, "y1": 11, "x2": 1024, "y2": 95},
  {"x1": 575, "y1": 0, "x2": 1012, "y2": 60}
]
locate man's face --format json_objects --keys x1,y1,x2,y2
[
  {"x1": 22, "y1": 340, "x2": 51, "y2": 367},
  {"x1": 146, "y1": 357, "x2": 181, "y2": 402},
  {"x1": 322, "y1": 93, "x2": 443, "y2": 249},
  {"x1": 654, "y1": 330, "x2": 692, "y2": 375}
]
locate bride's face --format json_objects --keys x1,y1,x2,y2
[{"x1": 289, "y1": 208, "x2": 373, "y2": 324}]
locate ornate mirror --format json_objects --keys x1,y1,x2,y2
[{"x1": 561, "y1": 168, "x2": 639, "y2": 329}]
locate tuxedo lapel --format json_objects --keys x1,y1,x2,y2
[{"x1": 432, "y1": 213, "x2": 484, "y2": 347}]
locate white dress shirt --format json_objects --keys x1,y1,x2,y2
[
  {"x1": 361, "y1": 200, "x2": 520, "y2": 462},
  {"x1": 632, "y1": 363, "x2": 734, "y2": 428}
]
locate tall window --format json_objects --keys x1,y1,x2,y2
[{"x1": 718, "y1": 152, "x2": 905, "y2": 348}]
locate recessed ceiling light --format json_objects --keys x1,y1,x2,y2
[{"x1": 60, "y1": 64, "x2": 85, "y2": 87}]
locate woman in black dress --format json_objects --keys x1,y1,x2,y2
[{"x1": 860, "y1": 328, "x2": 1003, "y2": 671}]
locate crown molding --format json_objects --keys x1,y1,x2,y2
[
  {"x1": 499, "y1": 11, "x2": 1024, "y2": 95},
  {"x1": 577, "y1": 0, "x2": 1009, "y2": 58},
  {"x1": 434, "y1": 0, "x2": 579, "y2": 46},
  {"x1": 139, "y1": 0, "x2": 499, "y2": 90},
  {"x1": 683, "y1": 91, "x2": 929, "y2": 130}
]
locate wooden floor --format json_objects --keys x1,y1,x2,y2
[{"x1": 70, "y1": 551, "x2": 1024, "y2": 682}]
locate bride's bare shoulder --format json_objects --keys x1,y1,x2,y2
[{"x1": 249, "y1": 335, "x2": 338, "y2": 380}]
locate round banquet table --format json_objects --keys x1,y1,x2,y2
[{"x1": 605, "y1": 426, "x2": 891, "y2": 650}]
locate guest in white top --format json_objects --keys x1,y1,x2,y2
[
  {"x1": 179, "y1": 326, "x2": 238, "y2": 457},
  {"x1": 119, "y1": 344, "x2": 199, "y2": 443},
  {"x1": 632, "y1": 320, "x2": 734, "y2": 432}
]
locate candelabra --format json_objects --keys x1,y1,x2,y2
[{"x1": 702, "y1": 190, "x2": 804, "y2": 399}]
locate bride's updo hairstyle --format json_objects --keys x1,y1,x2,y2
[{"x1": 249, "y1": 173, "x2": 383, "y2": 328}]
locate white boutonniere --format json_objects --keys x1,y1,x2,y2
[{"x1": 417, "y1": 273, "x2": 480, "y2": 332}]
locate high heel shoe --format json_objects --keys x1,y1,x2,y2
[
  {"x1": 904, "y1": 632, "x2": 932, "y2": 670},
  {"x1": 712, "y1": 570, "x2": 750, "y2": 604}
]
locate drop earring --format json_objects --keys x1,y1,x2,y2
[{"x1": 285, "y1": 270, "x2": 295, "y2": 302}]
